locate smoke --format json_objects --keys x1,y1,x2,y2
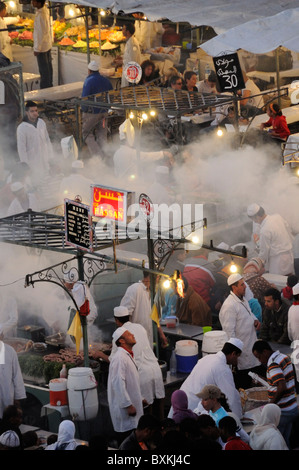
[{"x1": 1, "y1": 115, "x2": 299, "y2": 345}]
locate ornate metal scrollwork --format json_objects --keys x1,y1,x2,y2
[{"x1": 153, "y1": 239, "x2": 180, "y2": 271}]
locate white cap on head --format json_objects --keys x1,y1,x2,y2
[
  {"x1": 88, "y1": 60, "x2": 99, "y2": 71},
  {"x1": 247, "y1": 203, "x2": 260, "y2": 217},
  {"x1": 293, "y1": 282, "x2": 299, "y2": 296},
  {"x1": 227, "y1": 337, "x2": 243, "y2": 351},
  {"x1": 0, "y1": 430, "x2": 20, "y2": 448},
  {"x1": 11, "y1": 182, "x2": 24, "y2": 192},
  {"x1": 227, "y1": 273, "x2": 243, "y2": 286},
  {"x1": 114, "y1": 306, "x2": 129, "y2": 317},
  {"x1": 112, "y1": 326, "x2": 127, "y2": 342}
]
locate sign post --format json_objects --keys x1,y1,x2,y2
[
  {"x1": 213, "y1": 52, "x2": 245, "y2": 93},
  {"x1": 65, "y1": 198, "x2": 93, "y2": 252},
  {"x1": 64, "y1": 198, "x2": 93, "y2": 366},
  {"x1": 139, "y1": 193, "x2": 159, "y2": 356},
  {"x1": 213, "y1": 52, "x2": 245, "y2": 128}
]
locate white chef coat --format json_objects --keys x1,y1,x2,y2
[
  {"x1": 33, "y1": 5, "x2": 52, "y2": 53},
  {"x1": 107, "y1": 346, "x2": 143, "y2": 433},
  {"x1": 121, "y1": 36, "x2": 141, "y2": 88},
  {"x1": 110, "y1": 321, "x2": 165, "y2": 404},
  {"x1": 258, "y1": 214, "x2": 294, "y2": 275},
  {"x1": 287, "y1": 303, "x2": 299, "y2": 381},
  {"x1": 0, "y1": 342, "x2": 26, "y2": 419},
  {"x1": 16, "y1": 119, "x2": 53, "y2": 181},
  {"x1": 219, "y1": 292, "x2": 260, "y2": 371},
  {"x1": 120, "y1": 281, "x2": 153, "y2": 344},
  {"x1": 6, "y1": 193, "x2": 40, "y2": 216},
  {"x1": 168, "y1": 350, "x2": 242, "y2": 419},
  {"x1": 0, "y1": 296, "x2": 18, "y2": 338},
  {"x1": 0, "y1": 18, "x2": 13, "y2": 61}
]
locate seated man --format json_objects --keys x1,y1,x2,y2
[
  {"x1": 176, "y1": 277, "x2": 212, "y2": 327},
  {"x1": 259, "y1": 287, "x2": 290, "y2": 345}
]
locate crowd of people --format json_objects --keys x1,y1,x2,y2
[{"x1": 0, "y1": 4, "x2": 299, "y2": 455}]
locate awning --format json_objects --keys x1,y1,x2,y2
[
  {"x1": 200, "y1": 7, "x2": 299, "y2": 55},
  {"x1": 51, "y1": 1, "x2": 299, "y2": 34}
]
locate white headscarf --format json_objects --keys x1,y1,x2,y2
[
  {"x1": 249, "y1": 404, "x2": 289, "y2": 450},
  {"x1": 45, "y1": 420, "x2": 78, "y2": 450}
]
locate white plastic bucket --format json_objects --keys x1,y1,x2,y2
[
  {"x1": 67, "y1": 367, "x2": 98, "y2": 421},
  {"x1": 201, "y1": 330, "x2": 228, "y2": 356},
  {"x1": 175, "y1": 340, "x2": 198, "y2": 373},
  {"x1": 49, "y1": 378, "x2": 68, "y2": 406}
]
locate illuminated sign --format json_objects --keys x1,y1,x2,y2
[
  {"x1": 91, "y1": 185, "x2": 133, "y2": 225},
  {"x1": 65, "y1": 199, "x2": 93, "y2": 252}
]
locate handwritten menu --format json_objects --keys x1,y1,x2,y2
[
  {"x1": 65, "y1": 199, "x2": 92, "y2": 252},
  {"x1": 213, "y1": 53, "x2": 245, "y2": 92}
]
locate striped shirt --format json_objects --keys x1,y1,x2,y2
[{"x1": 266, "y1": 351, "x2": 297, "y2": 411}]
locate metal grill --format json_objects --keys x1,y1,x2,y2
[{"x1": 78, "y1": 85, "x2": 235, "y2": 115}]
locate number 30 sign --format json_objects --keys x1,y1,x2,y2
[{"x1": 213, "y1": 53, "x2": 245, "y2": 93}]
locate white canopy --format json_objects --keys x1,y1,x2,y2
[
  {"x1": 200, "y1": 8, "x2": 299, "y2": 55},
  {"x1": 56, "y1": 0, "x2": 299, "y2": 35}
]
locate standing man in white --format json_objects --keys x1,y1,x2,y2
[
  {"x1": 32, "y1": 0, "x2": 53, "y2": 89},
  {"x1": 16, "y1": 100, "x2": 53, "y2": 184},
  {"x1": 107, "y1": 326, "x2": 144, "y2": 445},
  {"x1": 247, "y1": 204, "x2": 294, "y2": 276}
]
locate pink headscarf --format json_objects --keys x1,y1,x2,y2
[{"x1": 171, "y1": 390, "x2": 198, "y2": 424}]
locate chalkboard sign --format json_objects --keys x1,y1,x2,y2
[
  {"x1": 213, "y1": 53, "x2": 245, "y2": 92},
  {"x1": 65, "y1": 199, "x2": 93, "y2": 252}
]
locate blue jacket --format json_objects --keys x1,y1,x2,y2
[{"x1": 81, "y1": 71, "x2": 113, "y2": 114}]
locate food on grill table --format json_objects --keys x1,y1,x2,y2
[{"x1": 43, "y1": 343, "x2": 111, "y2": 364}]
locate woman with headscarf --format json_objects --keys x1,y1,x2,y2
[
  {"x1": 249, "y1": 404, "x2": 289, "y2": 450},
  {"x1": 171, "y1": 390, "x2": 198, "y2": 424},
  {"x1": 45, "y1": 420, "x2": 78, "y2": 450}
]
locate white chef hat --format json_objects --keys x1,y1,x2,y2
[
  {"x1": 112, "y1": 326, "x2": 127, "y2": 342},
  {"x1": 227, "y1": 273, "x2": 243, "y2": 286},
  {"x1": 0, "y1": 431, "x2": 20, "y2": 448},
  {"x1": 114, "y1": 306, "x2": 129, "y2": 317},
  {"x1": 11, "y1": 181, "x2": 24, "y2": 192},
  {"x1": 293, "y1": 283, "x2": 299, "y2": 296},
  {"x1": 88, "y1": 60, "x2": 99, "y2": 71},
  {"x1": 247, "y1": 203, "x2": 260, "y2": 217},
  {"x1": 227, "y1": 337, "x2": 243, "y2": 352}
]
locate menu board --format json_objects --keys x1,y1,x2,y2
[
  {"x1": 213, "y1": 53, "x2": 245, "y2": 92},
  {"x1": 65, "y1": 199, "x2": 92, "y2": 252}
]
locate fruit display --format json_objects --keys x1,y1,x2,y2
[{"x1": 10, "y1": 17, "x2": 125, "y2": 55}]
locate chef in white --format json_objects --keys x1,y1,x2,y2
[
  {"x1": 219, "y1": 273, "x2": 261, "y2": 389},
  {"x1": 16, "y1": 101, "x2": 54, "y2": 184},
  {"x1": 119, "y1": 23, "x2": 141, "y2": 88},
  {"x1": 0, "y1": 334, "x2": 26, "y2": 418},
  {"x1": 0, "y1": 2, "x2": 13, "y2": 61},
  {"x1": 168, "y1": 338, "x2": 243, "y2": 419},
  {"x1": 247, "y1": 203, "x2": 294, "y2": 275},
  {"x1": 110, "y1": 306, "x2": 165, "y2": 413},
  {"x1": 107, "y1": 326, "x2": 144, "y2": 436},
  {"x1": 120, "y1": 271, "x2": 153, "y2": 344}
]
